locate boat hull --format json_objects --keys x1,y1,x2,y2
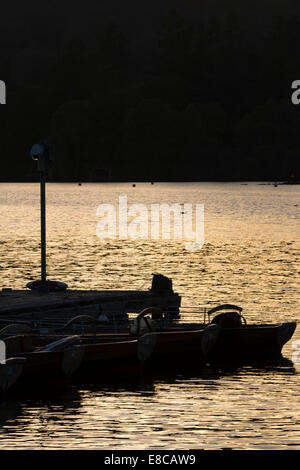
[
  {"x1": 72, "y1": 339, "x2": 149, "y2": 382},
  {"x1": 206, "y1": 322, "x2": 297, "y2": 364},
  {"x1": 0, "y1": 358, "x2": 26, "y2": 400},
  {"x1": 7, "y1": 346, "x2": 84, "y2": 393},
  {"x1": 139, "y1": 325, "x2": 220, "y2": 372}
]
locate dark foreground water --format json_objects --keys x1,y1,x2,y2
[{"x1": 0, "y1": 182, "x2": 299, "y2": 449}]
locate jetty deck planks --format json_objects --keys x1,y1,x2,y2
[{"x1": 0, "y1": 288, "x2": 181, "y2": 318}]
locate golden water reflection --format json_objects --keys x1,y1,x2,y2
[
  {"x1": 0, "y1": 183, "x2": 299, "y2": 449},
  {"x1": 0, "y1": 366, "x2": 299, "y2": 450}
]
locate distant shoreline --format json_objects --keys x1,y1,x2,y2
[{"x1": 0, "y1": 179, "x2": 299, "y2": 185}]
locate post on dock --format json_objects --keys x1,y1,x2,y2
[
  {"x1": 40, "y1": 159, "x2": 46, "y2": 284},
  {"x1": 30, "y1": 142, "x2": 51, "y2": 287}
]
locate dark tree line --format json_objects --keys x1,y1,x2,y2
[{"x1": 0, "y1": 0, "x2": 300, "y2": 182}]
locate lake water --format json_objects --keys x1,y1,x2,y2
[{"x1": 0, "y1": 182, "x2": 299, "y2": 449}]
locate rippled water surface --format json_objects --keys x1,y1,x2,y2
[{"x1": 0, "y1": 182, "x2": 299, "y2": 449}]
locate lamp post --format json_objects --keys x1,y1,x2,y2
[
  {"x1": 28, "y1": 142, "x2": 67, "y2": 293},
  {"x1": 30, "y1": 143, "x2": 49, "y2": 288}
]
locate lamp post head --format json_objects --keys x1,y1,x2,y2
[{"x1": 30, "y1": 143, "x2": 50, "y2": 172}]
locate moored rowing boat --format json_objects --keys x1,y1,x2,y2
[
  {"x1": 144, "y1": 304, "x2": 297, "y2": 365},
  {"x1": 2, "y1": 334, "x2": 84, "y2": 393}
]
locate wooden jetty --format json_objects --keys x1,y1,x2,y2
[{"x1": 0, "y1": 274, "x2": 181, "y2": 329}]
